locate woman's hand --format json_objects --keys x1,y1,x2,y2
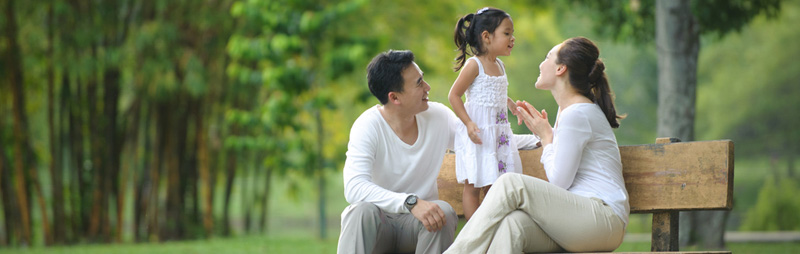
[
  {"x1": 516, "y1": 101, "x2": 553, "y2": 145},
  {"x1": 466, "y1": 121, "x2": 483, "y2": 144}
]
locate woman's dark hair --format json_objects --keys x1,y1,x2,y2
[
  {"x1": 453, "y1": 7, "x2": 510, "y2": 71},
  {"x1": 366, "y1": 49, "x2": 415, "y2": 105},
  {"x1": 556, "y1": 37, "x2": 625, "y2": 128}
]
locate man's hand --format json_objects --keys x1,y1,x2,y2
[{"x1": 410, "y1": 199, "x2": 447, "y2": 232}]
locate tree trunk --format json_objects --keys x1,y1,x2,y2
[
  {"x1": 47, "y1": 1, "x2": 67, "y2": 245},
  {"x1": 176, "y1": 98, "x2": 191, "y2": 239},
  {"x1": 4, "y1": 0, "x2": 32, "y2": 245},
  {"x1": 259, "y1": 168, "x2": 272, "y2": 233},
  {"x1": 29, "y1": 163, "x2": 53, "y2": 245},
  {"x1": 103, "y1": 69, "x2": 122, "y2": 242},
  {"x1": 117, "y1": 96, "x2": 142, "y2": 242},
  {"x1": 0, "y1": 132, "x2": 19, "y2": 246},
  {"x1": 148, "y1": 102, "x2": 168, "y2": 241},
  {"x1": 315, "y1": 110, "x2": 327, "y2": 239},
  {"x1": 656, "y1": 0, "x2": 726, "y2": 249},
  {"x1": 164, "y1": 96, "x2": 188, "y2": 240},
  {"x1": 182, "y1": 99, "x2": 200, "y2": 239},
  {"x1": 222, "y1": 147, "x2": 237, "y2": 236},
  {"x1": 241, "y1": 153, "x2": 253, "y2": 233},
  {"x1": 317, "y1": 173, "x2": 327, "y2": 239},
  {"x1": 67, "y1": 75, "x2": 88, "y2": 242},
  {"x1": 196, "y1": 100, "x2": 214, "y2": 237},
  {"x1": 59, "y1": 75, "x2": 75, "y2": 244},
  {"x1": 134, "y1": 101, "x2": 153, "y2": 242},
  {"x1": 656, "y1": 0, "x2": 698, "y2": 142},
  {"x1": 86, "y1": 74, "x2": 105, "y2": 242}
]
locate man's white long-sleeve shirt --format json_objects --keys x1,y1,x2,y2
[
  {"x1": 343, "y1": 102, "x2": 541, "y2": 214},
  {"x1": 342, "y1": 102, "x2": 459, "y2": 213}
]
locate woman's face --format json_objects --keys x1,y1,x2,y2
[{"x1": 534, "y1": 44, "x2": 561, "y2": 90}]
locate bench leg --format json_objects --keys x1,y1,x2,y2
[{"x1": 651, "y1": 211, "x2": 679, "y2": 251}]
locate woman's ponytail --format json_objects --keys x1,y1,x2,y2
[
  {"x1": 453, "y1": 13, "x2": 474, "y2": 71},
  {"x1": 589, "y1": 59, "x2": 623, "y2": 128}
]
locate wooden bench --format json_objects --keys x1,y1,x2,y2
[{"x1": 437, "y1": 138, "x2": 734, "y2": 253}]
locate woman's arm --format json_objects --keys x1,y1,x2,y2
[{"x1": 540, "y1": 110, "x2": 592, "y2": 189}]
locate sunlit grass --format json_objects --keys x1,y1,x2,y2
[
  {"x1": 3, "y1": 235, "x2": 799, "y2": 254},
  {"x1": 8, "y1": 157, "x2": 793, "y2": 253},
  {"x1": 0, "y1": 235, "x2": 338, "y2": 254}
]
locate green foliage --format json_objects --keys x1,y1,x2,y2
[
  {"x1": 568, "y1": 0, "x2": 782, "y2": 43},
  {"x1": 741, "y1": 176, "x2": 800, "y2": 231},
  {"x1": 693, "y1": 0, "x2": 782, "y2": 37},
  {"x1": 697, "y1": 1, "x2": 800, "y2": 157},
  {"x1": 561, "y1": 0, "x2": 655, "y2": 43},
  {"x1": 226, "y1": 0, "x2": 375, "y2": 178}
]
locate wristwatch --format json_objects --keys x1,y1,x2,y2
[{"x1": 404, "y1": 194, "x2": 418, "y2": 212}]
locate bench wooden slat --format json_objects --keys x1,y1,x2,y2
[
  {"x1": 622, "y1": 140, "x2": 734, "y2": 212},
  {"x1": 436, "y1": 139, "x2": 734, "y2": 216}
]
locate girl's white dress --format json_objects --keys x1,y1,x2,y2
[{"x1": 455, "y1": 57, "x2": 521, "y2": 187}]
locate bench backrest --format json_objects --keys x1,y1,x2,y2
[{"x1": 437, "y1": 139, "x2": 734, "y2": 216}]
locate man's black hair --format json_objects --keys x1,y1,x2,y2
[{"x1": 366, "y1": 50, "x2": 415, "y2": 105}]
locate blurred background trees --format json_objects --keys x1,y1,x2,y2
[{"x1": 0, "y1": 0, "x2": 798, "y2": 248}]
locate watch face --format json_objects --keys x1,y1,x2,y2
[{"x1": 408, "y1": 195, "x2": 417, "y2": 205}]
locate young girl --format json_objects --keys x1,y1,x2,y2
[{"x1": 449, "y1": 7, "x2": 522, "y2": 220}]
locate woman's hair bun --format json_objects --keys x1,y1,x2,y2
[{"x1": 588, "y1": 59, "x2": 605, "y2": 84}]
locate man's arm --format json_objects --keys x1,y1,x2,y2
[
  {"x1": 514, "y1": 134, "x2": 541, "y2": 150},
  {"x1": 342, "y1": 116, "x2": 409, "y2": 214}
]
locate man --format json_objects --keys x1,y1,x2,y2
[
  {"x1": 337, "y1": 49, "x2": 458, "y2": 253},
  {"x1": 338, "y1": 50, "x2": 539, "y2": 253}
]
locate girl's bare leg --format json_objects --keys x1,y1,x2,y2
[{"x1": 462, "y1": 181, "x2": 481, "y2": 221}]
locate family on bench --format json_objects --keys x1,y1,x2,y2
[{"x1": 336, "y1": 8, "x2": 733, "y2": 254}]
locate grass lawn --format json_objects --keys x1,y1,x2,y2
[
  {"x1": 3, "y1": 235, "x2": 799, "y2": 254},
  {"x1": 0, "y1": 235, "x2": 338, "y2": 254},
  {"x1": 5, "y1": 157, "x2": 795, "y2": 253}
]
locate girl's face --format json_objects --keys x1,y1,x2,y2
[
  {"x1": 488, "y1": 17, "x2": 515, "y2": 56},
  {"x1": 535, "y1": 44, "x2": 561, "y2": 90}
]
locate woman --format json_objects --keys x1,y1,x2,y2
[{"x1": 444, "y1": 37, "x2": 629, "y2": 253}]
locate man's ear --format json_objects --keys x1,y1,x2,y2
[{"x1": 387, "y1": 91, "x2": 401, "y2": 105}]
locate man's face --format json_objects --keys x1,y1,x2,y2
[{"x1": 397, "y1": 62, "x2": 430, "y2": 114}]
